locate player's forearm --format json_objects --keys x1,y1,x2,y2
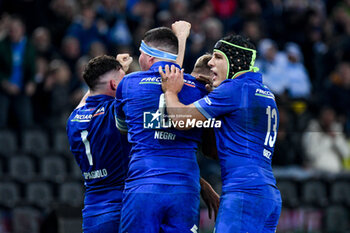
[
  {"x1": 172, "y1": 20, "x2": 191, "y2": 67},
  {"x1": 176, "y1": 35, "x2": 187, "y2": 67},
  {"x1": 165, "y1": 91, "x2": 189, "y2": 122},
  {"x1": 165, "y1": 91, "x2": 207, "y2": 130},
  {"x1": 76, "y1": 90, "x2": 90, "y2": 109}
]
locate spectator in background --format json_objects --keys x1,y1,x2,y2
[
  {"x1": 127, "y1": 0, "x2": 157, "y2": 29},
  {"x1": 242, "y1": 20, "x2": 264, "y2": 46},
  {"x1": 157, "y1": 9, "x2": 173, "y2": 28},
  {"x1": 261, "y1": 0, "x2": 284, "y2": 42},
  {"x1": 31, "y1": 27, "x2": 60, "y2": 61},
  {"x1": 47, "y1": 59, "x2": 72, "y2": 128},
  {"x1": 61, "y1": 36, "x2": 81, "y2": 73},
  {"x1": 46, "y1": 0, "x2": 76, "y2": 48},
  {"x1": 282, "y1": 0, "x2": 309, "y2": 44},
  {"x1": 182, "y1": 16, "x2": 221, "y2": 72},
  {"x1": 70, "y1": 56, "x2": 89, "y2": 107},
  {"x1": 241, "y1": 0, "x2": 262, "y2": 22},
  {"x1": 302, "y1": 107, "x2": 350, "y2": 173},
  {"x1": 255, "y1": 38, "x2": 288, "y2": 96},
  {"x1": 202, "y1": 17, "x2": 224, "y2": 53},
  {"x1": 33, "y1": 59, "x2": 72, "y2": 129},
  {"x1": 65, "y1": 2, "x2": 107, "y2": 55},
  {"x1": 34, "y1": 56, "x2": 49, "y2": 84},
  {"x1": 88, "y1": 41, "x2": 107, "y2": 59},
  {"x1": 99, "y1": 0, "x2": 133, "y2": 50},
  {"x1": 327, "y1": 61, "x2": 350, "y2": 137},
  {"x1": 181, "y1": 13, "x2": 207, "y2": 72},
  {"x1": 284, "y1": 42, "x2": 311, "y2": 99},
  {"x1": 169, "y1": 0, "x2": 189, "y2": 21},
  {"x1": 272, "y1": 106, "x2": 300, "y2": 166},
  {"x1": 0, "y1": 15, "x2": 36, "y2": 129},
  {"x1": 222, "y1": 0, "x2": 262, "y2": 35},
  {"x1": 210, "y1": 0, "x2": 237, "y2": 20},
  {"x1": 330, "y1": 3, "x2": 350, "y2": 37},
  {"x1": 95, "y1": 0, "x2": 121, "y2": 27},
  {"x1": 209, "y1": 0, "x2": 238, "y2": 33},
  {"x1": 302, "y1": 8, "x2": 328, "y2": 91},
  {"x1": 0, "y1": 13, "x2": 11, "y2": 40}
]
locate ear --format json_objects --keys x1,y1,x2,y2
[
  {"x1": 110, "y1": 79, "x2": 118, "y2": 91},
  {"x1": 149, "y1": 56, "x2": 156, "y2": 66}
]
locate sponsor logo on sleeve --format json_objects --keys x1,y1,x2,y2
[
  {"x1": 72, "y1": 107, "x2": 105, "y2": 122},
  {"x1": 255, "y1": 88, "x2": 275, "y2": 100}
]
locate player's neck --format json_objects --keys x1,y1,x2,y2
[
  {"x1": 232, "y1": 71, "x2": 249, "y2": 79},
  {"x1": 90, "y1": 89, "x2": 115, "y2": 97}
]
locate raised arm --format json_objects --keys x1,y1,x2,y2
[
  {"x1": 116, "y1": 53, "x2": 133, "y2": 73},
  {"x1": 172, "y1": 21, "x2": 191, "y2": 67},
  {"x1": 75, "y1": 90, "x2": 90, "y2": 109}
]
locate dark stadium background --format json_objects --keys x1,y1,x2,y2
[{"x1": 0, "y1": 0, "x2": 350, "y2": 232}]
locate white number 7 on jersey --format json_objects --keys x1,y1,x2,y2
[
  {"x1": 81, "y1": 130, "x2": 93, "y2": 166},
  {"x1": 264, "y1": 106, "x2": 277, "y2": 148}
]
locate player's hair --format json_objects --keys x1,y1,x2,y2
[
  {"x1": 143, "y1": 27, "x2": 178, "y2": 55},
  {"x1": 192, "y1": 54, "x2": 212, "y2": 77},
  {"x1": 219, "y1": 34, "x2": 256, "y2": 76},
  {"x1": 83, "y1": 55, "x2": 122, "y2": 90}
]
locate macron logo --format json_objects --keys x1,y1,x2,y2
[
  {"x1": 191, "y1": 225, "x2": 198, "y2": 233},
  {"x1": 204, "y1": 96, "x2": 212, "y2": 105}
]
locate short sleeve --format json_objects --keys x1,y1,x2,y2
[{"x1": 193, "y1": 80, "x2": 240, "y2": 119}]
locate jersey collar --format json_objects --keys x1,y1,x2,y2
[
  {"x1": 149, "y1": 61, "x2": 180, "y2": 72},
  {"x1": 234, "y1": 71, "x2": 262, "y2": 83},
  {"x1": 86, "y1": 94, "x2": 114, "y2": 104}
]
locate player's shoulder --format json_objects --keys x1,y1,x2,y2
[
  {"x1": 183, "y1": 73, "x2": 207, "y2": 92},
  {"x1": 209, "y1": 79, "x2": 244, "y2": 101},
  {"x1": 66, "y1": 107, "x2": 85, "y2": 134},
  {"x1": 123, "y1": 70, "x2": 160, "y2": 85},
  {"x1": 216, "y1": 79, "x2": 238, "y2": 91},
  {"x1": 223, "y1": 72, "x2": 263, "y2": 90},
  {"x1": 69, "y1": 97, "x2": 114, "y2": 122},
  {"x1": 124, "y1": 71, "x2": 144, "y2": 79},
  {"x1": 123, "y1": 71, "x2": 145, "y2": 85},
  {"x1": 67, "y1": 108, "x2": 78, "y2": 126}
]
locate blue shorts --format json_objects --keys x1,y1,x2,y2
[
  {"x1": 214, "y1": 191, "x2": 282, "y2": 233},
  {"x1": 120, "y1": 184, "x2": 200, "y2": 233},
  {"x1": 83, "y1": 211, "x2": 120, "y2": 233}
]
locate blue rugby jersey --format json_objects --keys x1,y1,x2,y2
[
  {"x1": 66, "y1": 95, "x2": 130, "y2": 217},
  {"x1": 116, "y1": 61, "x2": 207, "y2": 193},
  {"x1": 194, "y1": 72, "x2": 280, "y2": 196}
]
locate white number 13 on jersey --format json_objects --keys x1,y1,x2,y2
[{"x1": 264, "y1": 106, "x2": 277, "y2": 148}]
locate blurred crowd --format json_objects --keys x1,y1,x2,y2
[{"x1": 1, "y1": 0, "x2": 350, "y2": 174}]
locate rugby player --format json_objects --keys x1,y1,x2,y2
[
  {"x1": 160, "y1": 34, "x2": 282, "y2": 232},
  {"x1": 66, "y1": 54, "x2": 132, "y2": 233},
  {"x1": 116, "y1": 23, "x2": 219, "y2": 233}
]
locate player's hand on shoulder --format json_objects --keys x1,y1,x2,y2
[
  {"x1": 116, "y1": 53, "x2": 133, "y2": 73},
  {"x1": 172, "y1": 20, "x2": 191, "y2": 39},
  {"x1": 205, "y1": 83, "x2": 214, "y2": 92},
  {"x1": 195, "y1": 74, "x2": 215, "y2": 92},
  {"x1": 159, "y1": 64, "x2": 184, "y2": 94}
]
